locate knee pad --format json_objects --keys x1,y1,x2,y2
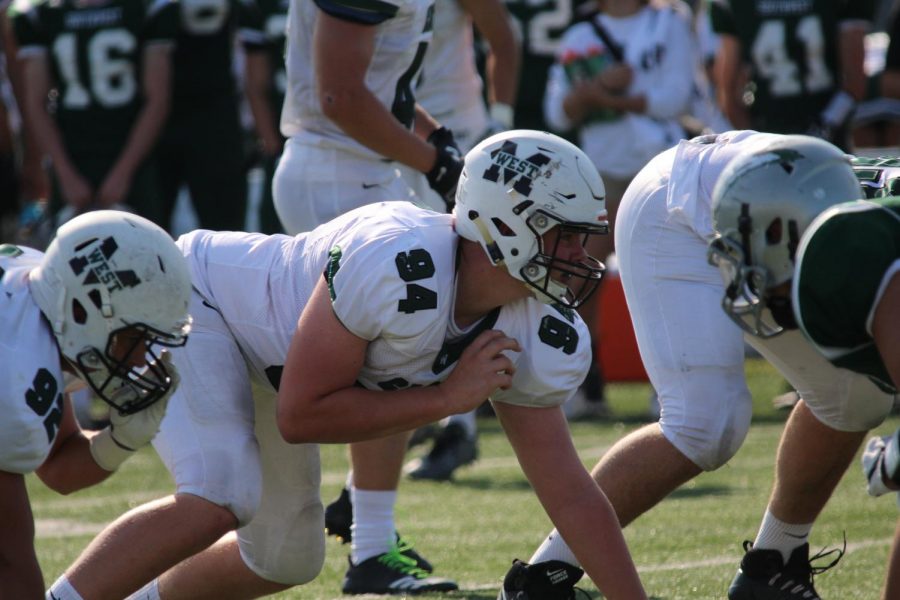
[
  {"x1": 659, "y1": 366, "x2": 753, "y2": 471},
  {"x1": 238, "y1": 498, "x2": 326, "y2": 585}
]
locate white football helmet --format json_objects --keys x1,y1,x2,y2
[
  {"x1": 708, "y1": 135, "x2": 862, "y2": 338},
  {"x1": 453, "y1": 129, "x2": 608, "y2": 308},
  {"x1": 29, "y1": 211, "x2": 192, "y2": 414}
]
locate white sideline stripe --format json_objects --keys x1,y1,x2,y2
[
  {"x1": 34, "y1": 512, "x2": 894, "y2": 577},
  {"x1": 36, "y1": 519, "x2": 105, "y2": 539}
]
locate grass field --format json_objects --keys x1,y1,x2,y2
[{"x1": 31, "y1": 358, "x2": 900, "y2": 599}]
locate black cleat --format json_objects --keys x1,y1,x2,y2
[
  {"x1": 324, "y1": 487, "x2": 434, "y2": 572},
  {"x1": 324, "y1": 486, "x2": 353, "y2": 543},
  {"x1": 497, "y1": 559, "x2": 586, "y2": 600},
  {"x1": 341, "y1": 540, "x2": 458, "y2": 595},
  {"x1": 405, "y1": 422, "x2": 478, "y2": 481},
  {"x1": 728, "y1": 540, "x2": 844, "y2": 599}
]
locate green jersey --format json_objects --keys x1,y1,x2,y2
[
  {"x1": 503, "y1": 0, "x2": 591, "y2": 131},
  {"x1": 794, "y1": 196, "x2": 900, "y2": 393},
  {"x1": 10, "y1": 0, "x2": 178, "y2": 158},
  {"x1": 709, "y1": 0, "x2": 873, "y2": 134},
  {"x1": 169, "y1": 0, "x2": 264, "y2": 108}
]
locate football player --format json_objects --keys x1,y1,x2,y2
[
  {"x1": 48, "y1": 130, "x2": 648, "y2": 600},
  {"x1": 153, "y1": 0, "x2": 266, "y2": 233},
  {"x1": 1, "y1": 211, "x2": 191, "y2": 598},
  {"x1": 7, "y1": 0, "x2": 178, "y2": 227},
  {"x1": 711, "y1": 0, "x2": 872, "y2": 151},
  {"x1": 495, "y1": 132, "x2": 893, "y2": 600},
  {"x1": 272, "y1": 0, "x2": 464, "y2": 236},
  {"x1": 319, "y1": 0, "x2": 520, "y2": 591},
  {"x1": 834, "y1": 157, "x2": 900, "y2": 600}
]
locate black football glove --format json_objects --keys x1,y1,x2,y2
[{"x1": 425, "y1": 127, "x2": 463, "y2": 212}]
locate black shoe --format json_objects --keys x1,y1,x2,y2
[
  {"x1": 405, "y1": 422, "x2": 478, "y2": 481},
  {"x1": 324, "y1": 486, "x2": 353, "y2": 543},
  {"x1": 323, "y1": 487, "x2": 434, "y2": 572},
  {"x1": 341, "y1": 540, "x2": 458, "y2": 595},
  {"x1": 728, "y1": 540, "x2": 844, "y2": 600},
  {"x1": 497, "y1": 559, "x2": 586, "y2": 600}
]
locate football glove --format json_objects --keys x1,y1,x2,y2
[
  {"x1": 89, "y1": 350, "x2": 179, "y2": 471},
  {"x1": 425, "y1": 127, "x2": 463, "y2": 212},
  {"x1": 862, "y1": 429, "x2": 900, "y2": 497}
]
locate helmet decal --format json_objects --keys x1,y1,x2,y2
[{"x1": 68, "y1": 236, "x2": 141, "y2": 296}]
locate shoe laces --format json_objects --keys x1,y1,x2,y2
[
  {"x1": 378, "y1": 538, "x2": 430, "y2": 579},
  {"x1": 807, "y1": 533, "x2": 846, "y2": 577}
]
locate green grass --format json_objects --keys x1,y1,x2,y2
[{"x1": 31, "y1": 358, "x2": 900, "y2": 599}]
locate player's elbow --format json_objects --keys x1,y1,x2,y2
[
  {"x1": 318, "y1": 85, "x2": 364, "y2": 124},
  {"x1": 276, "y1": 400, "x2": 319, "y2": 444}
]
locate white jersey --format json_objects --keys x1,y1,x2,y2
[
  {"x1": 414, "y1": 0, "x2": 487, "y2": 140},
  {"x1": 177, "y1": 202, "x2": 590, "y2": 407},
  {"x1": 659, "y1": 130, "x2": 782, "y2": 239},
  {"x1": 0, "y1": 245, "x2": 66, "y2": 474},
  {"x1": 280, "y1": 0, "x2": 434, "y2": 160},
  {"x1": 544, "y1": 3, "x2": 695, "y2": 178}
]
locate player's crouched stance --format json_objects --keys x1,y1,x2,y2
[
  {"x1": 46, "y1": 131, "x2": 647, "y2": 600},
  {"x1": 0, "y1": 211, "x2": 191, "y2": 598}
]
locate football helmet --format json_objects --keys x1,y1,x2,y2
[
  {"x1": 453, "y1": 129, "x2": 608, "y2": 308},
  {"x1": 708, "y1": 135, "x2": 861, "y2": 338},
  {"x1": 29, "y1": 211, "x2": 192, "y2": 414}
]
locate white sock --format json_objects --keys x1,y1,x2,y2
[
  {"x1": 345, "y1": 470, "x2": 354, "y2": 488},
  {"x1": 350, "y1": 487, "x2": 397, "y2": 565},
  {"x1": 753, "y1": 509, "x2": 813, "y2": 563},
  {"x1": 446, "y1": 410, "x2": 477, "y2": 438},
  {"x1": 529, "y1": 529, "x2": 580, "y2": 567},
  {"x1": 46, "y1": 575, "x2": 84, "y2": 600},
  {"x1": 125, "y1": 578, "x2": 161, "y2": 600}
]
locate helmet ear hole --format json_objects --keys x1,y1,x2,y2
[{"x1": 72, "y1": 298, "x2": 88, "y2": 325}]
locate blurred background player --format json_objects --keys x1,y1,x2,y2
[
  {"x1": 154, "y1": 0, "x2": 264, "y2": 234},
  {"x1": 243, "y1": 0, "x2": 286, "y2": 235},
  {"x1": 711, "y1": 0, "x2": 873, "y2": 152},
  {"x1": 7, "y1": 0, "x2": 178, "y2": 228}
]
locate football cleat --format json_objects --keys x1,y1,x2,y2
[
  {"x1": 497, "y1": 559, "x2": 587, "y2": 600},
  {"x1": 728, "y1": 540, "x2": 844, "y2": 600},
  {"x1": 341, "y1": 539, "x2": 458, "y2": 595},
  {"x1": 405, "y1": 422, "x2": 478, "y2": 481},
  {"x1": 324, "y1": 487, "x2": 434, "y2": 572}
]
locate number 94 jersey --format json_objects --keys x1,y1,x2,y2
[
  {"x1": 0, "y1": 245, "x2": 66, "y2": 474},
  {"x1": 181, "y1": 201, "x2": 591, "y2": 408}
]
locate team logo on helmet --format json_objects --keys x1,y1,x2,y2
[
  {"x1": 68, "y1": 237, "x2": 140, "y2": 294},
  {"x1": 482, "y1": 141, "x2": 552, "y2": 198}
]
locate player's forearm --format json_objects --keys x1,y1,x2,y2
[
  {"x1": 552, "y1": 487, "x2": 647, "y2": 600},
  {"x1": 277, "y1": 384, "x2": 455, "y2": 444},
  {"x1": 244, "y1": 52, "x2": 282, "y2": 155},
  {"x1": 838, "y1": 24, "x2": 867, "y2": 101},
  {"x1": 322, "y1": 88, "x2": 436, "y2": 173},
  {"x1": 35, "y1": 430, "x2": 112, "y2": 494},
  {"x1": 24, "y1": 100, "x2": 77, "y2": 181}
]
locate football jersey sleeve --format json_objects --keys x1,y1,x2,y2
[
  {"x1": 313, "y1": 0, "x2": 402, "y2": 25},
  {"x1": 708, "y1": 0, "x2": 737, "y2": 36},
  {"x1": 143, "y1": 0, "x2": 179, "y2": 45},
  {"x1": 326, "y1": 234, "x2": 444, "y2": 342},
  {"x1": 236, "y1": 0, "x2": 267, "y2": 51},
  {"x1": 839, "y1": 0, "x2": 874, "y2": 24},
  {"x1": 491, "y1": 302, "x2": 592, "y2": 408},
  {"x1": 9, "y1": 0, "x2": 48, "y2": 53}
]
